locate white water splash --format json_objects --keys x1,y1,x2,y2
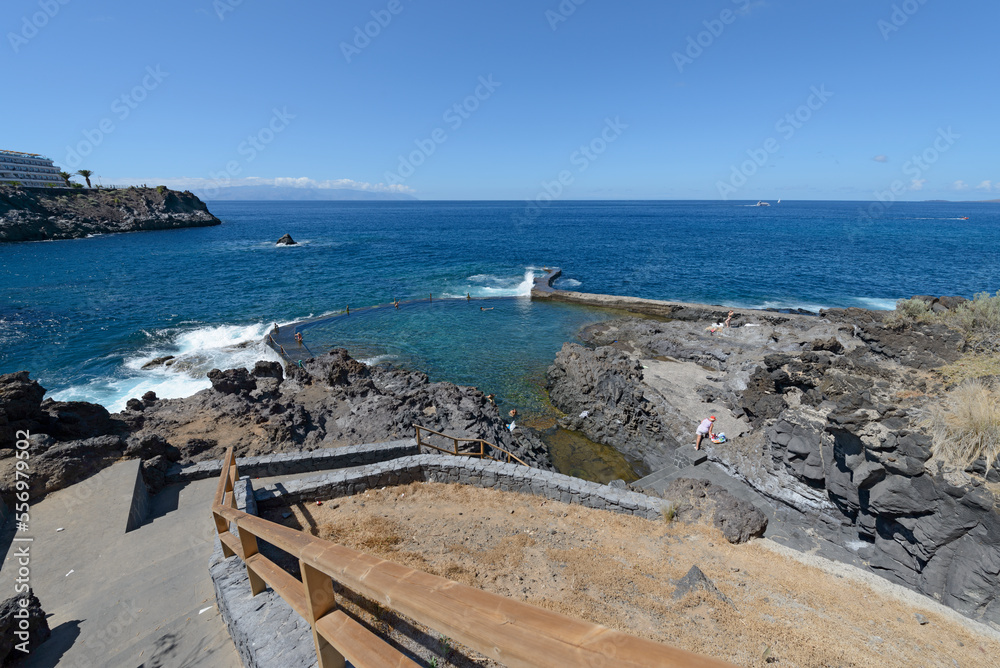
[
  {"x1": 51, "y1": 322, "x2": 284, "y2": 412},
  {"x1": 447, "y1": 269, "x2": 535, "y2": 298},
  {"x1": 853, "y1": 297, "x2": 899, "y2": 311}
]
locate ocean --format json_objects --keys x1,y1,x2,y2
[{"x1": 3, "y1": 199, "x2": 998, "y2": 418}]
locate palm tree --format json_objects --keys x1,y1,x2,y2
[
  {"x1": 76, "y1": 169, "x2": 93, "y2": 188},
  {"x1": 58, "y1": 171, "x2": 72, "y2": 187}
]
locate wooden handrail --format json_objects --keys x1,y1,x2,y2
[
  {"x1": 413, "y1": 424, "x2": 529, "y2": 467},
  {"x1": 211, "y1": 447, "x2": 737, "y2": 668}
]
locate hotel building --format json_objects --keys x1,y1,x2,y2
[{"x1": 0, "y1": 150, "x2": 66, "y2": 188}]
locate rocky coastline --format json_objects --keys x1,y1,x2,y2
[
  {"x1": 543, "y1": 296, "x2": 1000, "y2": 626},
  {"x1": 0, "y1": 348, "x2": 552, "y2": 502},
  {"x1": 2, "y1": 279, "x2": 998, "y2": 628},
  {"x1": 0, "y1": 185, "x2": 220, "y2": 242}
]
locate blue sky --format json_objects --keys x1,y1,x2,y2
[{"x1": 4, "y1": 0, "x2": 998, "y2": 200}]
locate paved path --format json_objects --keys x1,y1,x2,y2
[{"x1": 0, "y1": 475, "x2": 241, "y2": 667}]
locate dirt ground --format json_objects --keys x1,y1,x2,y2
[{"x1": 264, "y1": 482, "x2": 1000, "y2": 668}]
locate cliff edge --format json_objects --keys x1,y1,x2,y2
[{"x1": 0, "y1": 185, "x2": 221, "y2": 242}]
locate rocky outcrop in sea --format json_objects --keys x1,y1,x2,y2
[{"x1": 0, "y1": 185, "x2": 220, "y2": 242}]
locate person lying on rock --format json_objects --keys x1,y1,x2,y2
[{"x1": 695, "y1": 415, "x2": 716, "y2": 451}]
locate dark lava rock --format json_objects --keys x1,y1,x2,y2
[
  {"x1": 507, "y1": 426, "x2": 555, "y2": 470},
  {"x1": 855, "y1": 321, "x2": 963, "y2": 370},
  {"x1": 936, "y1": 295, "x2": 968, "y2": 311},
  {"x1": 141, "y1": 355, "x2": 175, "y2": 370},
  {"x1": 252, "y1": 361, "x2": 283, "y2": 381},
  {"x1": 0, "y1": 589, "x2": 50, "y2": 662},
  {"x1": 124, "y1": 433, "x2": 169, "y2": 459},
  {"x1": 127, "y1": 348, "x2": 553, "y2": 469},
  {"x1": 42, "y1": 399, "x2": 118, "y2": 441},
  {"x1": 662, "y1": 478, "x2": 768, "y2": 544},
  {"x1": 713, "y1": 493, "x2": 769, "y2": 544},
  {"x1": 0, "y1": 371, "x2": 47, "y2": 443},
  {"x1": 810, "y1": 337, "x2": 845, "y2": 354},
  {"x1": 142, "y1": 455, "x2": 172, "y2": 495},
  {"x1": 0, "y1": 185, "x2": 221, "y2": 243},
  {"x1": 207, "y1": 368, "x2": 257, "y2": 395},
  {"x1": 547, "y1": 343, "x2": 677, "y2": 470},
  {"x1": 672, "y1": 566, "x2": 733, "y2": 605},
  {"x1": 276, "y1": 233, "x2": 297, "y2": 246}
]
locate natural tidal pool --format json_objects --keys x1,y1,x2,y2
[{"x1": 298, "y1": 296, "x2": 645, "y2": 483}]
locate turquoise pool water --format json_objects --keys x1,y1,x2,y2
[
  {"x1": 298, "y1": 296, "x2": 646, "y2": 483},
  {"x1": 301, "y1": 296, "x2": 612, "y2": 419}
]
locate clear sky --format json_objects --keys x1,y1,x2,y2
[{"x1": 4, "y1": 0, "x2": 997, "y2": 200}]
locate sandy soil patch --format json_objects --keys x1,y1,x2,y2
[{"x1": 264, "y1": 482, "x2": 999, "y2": 668}]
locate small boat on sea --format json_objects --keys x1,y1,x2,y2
[{"x1": 755, "y1": 201, "x2": 770, "y2": 207}]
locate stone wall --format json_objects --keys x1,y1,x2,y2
[
  {"x1": 211, "y1": 452, "x2": 673, "y2": 667},
  {"x1": 254, "y1": 454, "x2": 668, "y2": 520},
  {"x1": 168, "y1": 438, "x2": 419, "y2": 483}
]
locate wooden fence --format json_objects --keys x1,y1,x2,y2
[
  {"x1": 212, "y1": 446, "x2": 737, "y2": 667},
  {"x1": 413, "y1": 424, "x2": 529, "y2": 467}
]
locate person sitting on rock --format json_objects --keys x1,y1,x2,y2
[{"x1": 695, "y1": 415, "x2": 716, "y2": 450}]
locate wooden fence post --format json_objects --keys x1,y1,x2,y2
[
  {"x1": 301, "y1": 560, "x2": 346, "y2": 668},
  {"x1": 239, "y1": 525, "x2": 266, "y2": 596}
]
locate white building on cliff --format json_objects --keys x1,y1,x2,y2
[{"x1": 0, "y1": 150, "x2": 66, "y2": 188}]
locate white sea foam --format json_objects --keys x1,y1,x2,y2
[
  {"x1": 557, "y1": 278, "x2": 582, "y2": 288},
  {"x1": 358, "y1": 354, "x2": 397, "y2": 366},
  {"x1": 742, "y1": 300, "x2": 829, "y2": 313},
  {"x1": 460, "y1": 270, "x2": 534, "y2": 298},
  {"x1": 854, "y1": 297, "x2": 899, "y2": 311},
  {"x1": 51, "y1": 322, "x2": 283, "y2": 412}
]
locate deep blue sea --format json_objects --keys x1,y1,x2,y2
[{"x1": 3, "y1": 200, "x2": 999, "y2": 418}]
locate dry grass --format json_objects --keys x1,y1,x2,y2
[
  {"x1": 269, "y1": 482, "x2": 1000, "y2": 667},
  {"x1": 937, "y1": 352, "x2": 1000, "y2": 385},
  {"x1": 927, "y1": 378, "x2": 1000, "y2": 471}
]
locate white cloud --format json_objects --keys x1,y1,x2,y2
[
  {"x1": 115, "y1": 176, "x2": 415, "y2": 194},
  {"x1": 872, "y1": 155, "x2": 888, "y2": 163},
  {"x1": 909, "y1": 178, "x2": 926, "y2": 191},
  {"x1": 953, "y1": 180, "x2": 970, "y2": 191},
  {"x1": 976, "y1": 180, "x2": 994, "y2": 191}
]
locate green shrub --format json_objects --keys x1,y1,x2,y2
[
  {"x1": 157, "y1": 185, "x2": 167, "y2": 194},
  {"x1": 928, "y1": 379, "x2": 1000, "y2": 472},
  {"x1": 885, "y1": 298, "x2": 931, "y2": 326},
  {"x1": 944, "y1": 291, "x2": 1000, "y2": 349}
]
